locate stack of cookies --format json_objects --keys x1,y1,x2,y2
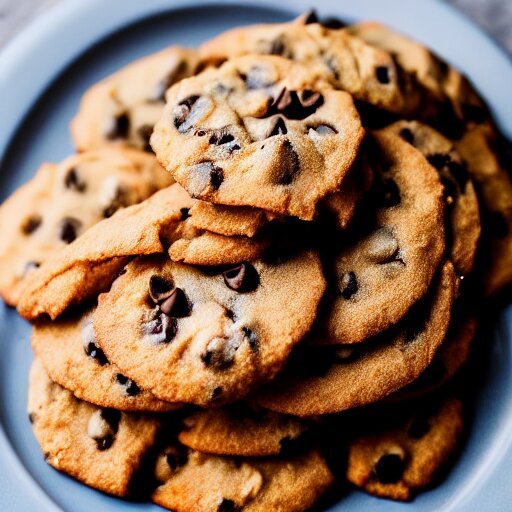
[{"x1": 1, "y1": 10, "x2": 511, "y2": 511}]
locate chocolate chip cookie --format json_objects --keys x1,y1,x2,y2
[
  {"x1": 0, "y1": 148, "x2": 172, "y2": 307},
  {"x1": 31, "y1": 308, "x2": 180, "y2": 412},
  {"x1": 93, "y1": 251, "x2": 326, "y2": 406},
  {"x1": 151, "y1": 55, "x2": 364, "y2": 220},
  {"x1": 28, "y1": 358, "x2": 161, "y2": 497},
  {"x1": 72, "y1": 47, "x2": 199, "y2": 151},
  {"x1": 256, "y1": 261, "x2": 457, "y2": 416}
]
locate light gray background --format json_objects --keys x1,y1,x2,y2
[{"x1": 1, "y1": 0, "x2": 512, "y2": 55}]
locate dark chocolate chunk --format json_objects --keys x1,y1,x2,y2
[
  {"x1": 115, "y1": 373, "x2": 141, "y2": 396},
  {"x1": 21, "y1": 215, "x2": 42, "y2": 235},
  {"x1": 201, "y1": 336, "x2": 241, "y2": 370},
  {"x1": 379, "y1": 179, "x2": 401, "y2": 207},
  {"x1": 339, "y1": 271, "x2": 358, "y2": 299},
  {"x1": 173, "y1": 95, "x2": 200, "y2": 131},
  {"x1": 399, "y1": 127, "x2": 415, "y2": 145},
  {"x1": 375, "y1": 453, "x2": 405, "y2": 484},
  {"x1": 149, "y1": 275, "x2": 175, "y2": 303},
  {"x1": 180, "y1": 207, "x2": 190, "y2": 221},
  {"x1": 263, "y1": 88, "x2": 323, "y2": 120},
  {"x1": 208, "y1": 128, "x2": 240, "y2": 152},
  {"x1": 217, "y1": 498, "x2": 240, "y2": 512},
  {"x1": 106, "y1": 112, "x2": 130, "y2": 140},
  {"x1": 64, "y1": 168, "x2": 86, "y2": 192},
  {"x1": 59, "y1": 217, "x2": 81, "y2": 244},
  {"x1": 142, "y1": 310, "x2": 178, "y2": 344},
  {"x1": 376, "y1": 66, "x2": 391, "y2": 85},
  {"x1": 160, "y1": 288, "x2": 191, "y2": 317},
  {"x1": 264, "y1": 116, "x2": 287, "y2": 138},
  {"x1": 137, "y1": 124, "x2": 154, "y2": 152},
  {"x1": 222, "y1": 263, "x2": 259, "y2": 292},
  {"x1": 84, "y1": 341, "x2": 109, "y2": 366},
  {"x1": 211, "y1": 386, "x2": 223, "y2": 400}
]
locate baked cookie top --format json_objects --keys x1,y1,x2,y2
[
  {"x1": 151, "y1": 55, "x2": 364, "y2": 220},
  {"x1": 71, "y1": 47, "x2": 199, "y2": 151},
  {"x1": 93, "y1": 251, "x2": 326, "y2": 406}
]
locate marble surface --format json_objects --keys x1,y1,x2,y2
[{"x1": 1, "y1": 0, "x2": 512, "y2": 55}]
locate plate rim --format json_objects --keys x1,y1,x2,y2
[{"x1": 0, "y1": 0, "x2": 511, "y2": 511}]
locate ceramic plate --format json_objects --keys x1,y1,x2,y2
[{"x1": 0, "y1": 1, "x2": 511, "y2": 510}]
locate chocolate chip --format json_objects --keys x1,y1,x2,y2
[
  {"x1": 399, "y1": 127, "x2": 415, "y2": 145},
  {"x1": 103, "y1": 187, "x2": 128, "y2": 218},
  {"x1": 303, "y1": 9, "x2": 318, "y2": 24},
  {"x1": 379, "y1": 179, "x2": 401, "y2": 207},
  {"x1": 152, "y1": 60, "x2": 187, "y2": 102},
  {"x1": 115, "y1": 373, "x2": 141, "y2": 396},
  {"x1": 264, "y1": 116, "x2": 287, "y2": 138},
  {"x1": 427, "y1": 153, "x2": 451, "y2": 171},
  {"x1": 243, "y1": 327, "x2": 258, "y2": 351},
  {"x1": 266, "y1": 88, "x2": 323, "y2": 120},
  {"x1": 180, "y1": 207, "x2": 190, "y2": 221},
  {"x1": 208, "y1": 128, "x2": 240, "y2": 152},
  {"x1": 299, "y1": 89, "x2": 322, "y2": 108},
  {"x1": 21, "y1": 215, "x2": 42, "y2": 235},
  {"x1": 137, "y1": 124, "x2": 154, "y2": 152},
  {"x1": 64, "y1": 168, "x2": 86, "y2": 192},
  {"x1": 278, "y1": 139, "x2": 300, "y2": 185},
  {"x1": 59, "y1": 217, "x2": 81, "y2": 243},
  {"x1": 309, "y1": 124, "x2": 337, "y2": 136},
  {"x1": 160, "y1": 288, "x2": 191, "y2": 317},
  {"x1": 461, "y1": 102, "x2": 486, "y2": 124},
  {"x1": 201, "y1": 336, "x2": 241, "y2": 370},
  {"x1": 376, "y1": 66, "x2": 391, "y2": 84},
  {"x1": 375, "y1": 453, "x2": 405, "y2": 484},
  {"x1": 173, "y1": 95, "x2": 200, "y2": 131},
  {"x1": 149, "y1": 275, "x2": 175, "y2": 303},
  {"x1": 190, "y1": 162, "x2": 224, "y2": 191},
  {"x1": 211, "y1": 386, "x2": 223, "y2": 400},
  {"x1": 222, "y1": 263, "x2": 259, "y2": 292},
  {"x1": 84, "y1": 341, "x2": 109, "y2": 366},
  {"x1": 106, "y1": 112, "x2": 130, "y2": 140},
  {"x1": 88, "y1": 409, "x2": 121, "y2": 451},
  {"x1": 142, "y1": 310, "x2": 178, "y2": 344},
  {"x1": 408, "y1": 414, "x2": 431, "y2": 439},
  {"x1": 28, "y1": 412, "x2": 36, "y2": 424},
  {"x1": 339, "y1": 271, "x2": 358, "y2": 299},
  {"x1": 217, "y1": 498, "x2": 239, "y2": 512}
]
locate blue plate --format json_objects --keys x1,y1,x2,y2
[{"x1": 0, "y1": 1, "x2": 511, "y2": 510}]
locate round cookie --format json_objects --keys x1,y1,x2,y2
[
  {"x1": 32, "y1": 308, "x2": 179, "y2": 412},
  {"x1": 151, "y1": 55, "x2": 364, "y2": 220},
  {"x1": 28, "y1": 359, "x2": 161, "y2": 497},
  {"x1": 17, "y1": 184, "x2": 193, "y2": 321},
  {"x1": 152, "y1": 446, "x2": 333, "y2": 512},
  {"x1": 256, "y1": 261, "x2": 458, "y2": 417},
  {"x1": 199, "y1": 16, "x2": 422, "y2": 116},
  {"x1": 347, "y1": 396, "x2": 464, "y2": 501},
  {"x1": 93, "y1": 251, "x2": 326, "y2": 406},
  {"x1": 0, "y1": 148, "x2": 172, "y2": 307},
  {"x1": 179, "y1": 403, "x2": 307, "y2": 457},
  {"x1": 319, "y1": 128, "x2": 446, "y2": 345},
  {"x1": 455, "y1": 126, "x2": 512, "y2": 295},
  {"x1": 385, "y1": 120, "x2": 481, "y2": 277},
  {"x1": 71, "y1": 47, "x2": 199, "y2": 151}
]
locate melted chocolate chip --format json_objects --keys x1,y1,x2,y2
[
  {"x1": 265, "y1": 116, "x2": 287, "y2": 138},
  {"x1": 379, "y1": 179, "x2": 401, "y2": 207},
  {"x1": 152, "y1": 60, "x2": 187, "y2": 102},
  {"x1": 84, "y1": 341, "x2": 109, "y2": 366},
  {"x1": 173, "y1": 95, "x2": 200, "y2": 131},
  {"x1": 399, "y1": 127, "x2": 415, "y2": 145},
  {"x1": 375, "y1": 453, "x2": 405, "y2": 484},
  {"x1": 160, "y1": 288, "x2": 191, "y2": 317},
  {"x1": 96, "y1": 409, "x2": 121, "y2": 451},
  {"x1": 59, "y1": 217, "x2": 81, "y2": 244},
  {"x1": 137, "y1": 124, "x2": 154, "y2": 152},
  {"x1": 217, "y1": 498, "x2": 239, "y2": 512},
  {"x1": 201, "y1": 336, "x2": 240, "y2": 370},
  {"x1": 339, "y1": 271, "x2": 358, "y2": 299},
  {"x1": 278, "y1": 139, "x2": 300, "y2": 185},
  {"x1": 243, "y1": 327, "x2": 258, "y2": 351},
  {"x1": 376, "y1": 66, "x2": 391, "y2": 84},
  {"x1": 208, "y1": 128, "x2": 240, "y2": 152},
  {"x1": 106, "y1": 112, "x2": 130, "y2": 140},
  {"x1": 115, "y1": 373, "x2": 141, "y2": 396},
  {"x1": 408, "y1": 414, "x2": 431, "y2": 439},
  {"x1": 265, "y1": 88, "x2": 324, "y2": 120},
  {"x1": 180, "y1": 207, "x2": 190, "y2": 221},
  {"x1": 149, "y1": 275, "x2": 175, "y2": 303},
  {"x1": 222, "y1": 263, "x2": 259, "y2": 292},
  {"x1": 142, "y1": 310, "x2": 178, "y2": 344},
  {"x1": 21, "y1": 215, "x2": 42, "y2": 235},
  {"x1": 64, "y1": 168, "x2": 86, "y2": 192}
]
